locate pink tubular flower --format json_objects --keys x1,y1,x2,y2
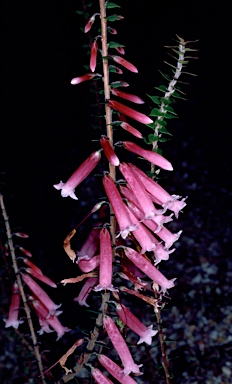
[
  {"x1": 108, "y1": 100, "x2": 153, "y2": 125},
  {"x1": 103, "y1": 174, "x2": 138, "y2": 239},
  {"x1": 70, "y1": 73, "x2": 97, "y2": 85},
  {"x1": 90, "y1": 40, "x2": 98, "y2": 72},
  {"x1": 25, "y1": 268, "x2": 57, "y2": 288},
  {"x1": 5, "y1": 282, "x2": 23, "y2": 329},
  {"x1": 108, "y1": 27, "x2": 117, "y2": 35},
  {"x1": 94, "y1": 227, "x2": 116, "y2": 291},
  {"x1": 21, "y1": 273, "x2": 61, "y2": 315},
  {"x1": 129, "y1": 163, "x2": 187, "y2": 217},
  {"x1": 115, "y1": 46, "x2": 125, "y2": 55},
  {"x1": 18, "y1": 246, "x2": 32, "y2": 257},
  {"x1": 100, "y1": 136, "x2": 120, "y2": 166},
  {"x1": 119, "y1": 162, "x2": 156, "y2": 219},
  {"x1": 74, "y1": 277, "x2": 98, "y2": 307},
  {"x1": 125, "y1": 206, "x2": 157, "y2": 253},
  {"x1": 98, "y1": 354, "x2": 138, "y2": 384},
  {"x1": 23, "y1": 258, "x2": 42, "y2": 274},
  {"x1": 111, "y1": 89, "x2": 145, "y2": 104},
  {"x1": 115, "y1": 303, "x2": 158, "y2": 345},
  {"x1": 76, "y1": 227, "x2": 101, "y2": 259},
  {"x1": 31, "y1": 298, "x2": 70, "y2": 340},
  {"x1": 84, "y1": 13, "x2": 99, "y2": 33},
  {"x1": 77, "y1": 254, "x2": 100, "y2": 273},
  {"x1": 122, "y1": 141, "x2": 173, "y2": 171},
  {"x1": 53, "y1": 150, "x2": 101, "y2": 200},
  {"x1": 124, "y1": 247, "x2": 176, "y2": 293},
  {"x1": 120, "y1": 122, "x2": 142, "y2": 138},
  {"x1": 91, "y1": 367, "x2": 114, "y2": 384},
  {"x1": 154, "y1": 243, "x2": 175, "y2": 265},
  {"x1": 112, "y1": 56, "x2": 138, "y2": 73},
  {"x1": 103, "y1": 315, "x2": 143, "y2": 376}
]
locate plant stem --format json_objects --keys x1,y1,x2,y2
[{"x1": 0, "y1": 194, "x2": 45, "y2": 382}]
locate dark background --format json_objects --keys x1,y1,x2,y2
[{"x1": 1, "y1": 0, "x2": 231, "y2": 383}]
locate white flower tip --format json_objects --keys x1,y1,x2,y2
[{"x1": 53, "y1": 181, "x2": 64, "y2": 190}]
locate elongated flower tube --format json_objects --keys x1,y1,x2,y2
[
  {"x1": 129, "y1": 163, "x2": 187, "y2": 217},
  {"x1": 125, "y1": 206, "x2": 157, "y2": 253},
  {"x1": 115, "y1": 303, "x2": 158, "y2": 345},
  {"x1": 103, "y1": 174, "x2": 138, "y2": 239},
  {"x1": 154, "y1": 243, "x2": 175, "y2": 265},
  {"x1": 120, "y1": 122, "x2": 142, "y2": 138},
  {"x1": 53, "y1": 150, "x2": 101, "y2": 200},
  {"x1": 77, "y1": 254, "x2": 100, "y2": 273},
  {"x1": 91, "y1": 367, "x2": 114, "y2": 384},
  {"x1": 124, "y1": 247, "x2": 175, "y2": 293},
  {"x1": 122, "y1": 141, "x2": 173, "y2": 171},
  {"x1": 76, "y1": 227, "x2": 101, "y2": 259},
  {"x1": 17, "y1": 246, "x2": 32, "y2": 257},
  {"x1": 111, "y1": 89, "x2": 145, "y2": 104},
  {"x1": 119, "y1": 162, "x2": 156, "y2": 219},
  {"x1": 111, "y1": 55, "x2": 138, "y2": 73},
  {"x1": 90, "y1": 40, "x2": 98, "y2": 72},
  {"x1": 126, "y1": 198, "x2": 172, "y2": 232},
  {"x1": 74, "y1": 277, "x2": 98, "y2": 307},
  {"x1": 115, "y1": 46, "x2": 125, "y2": 55},
  {"x1": 23, "y1": 258, "x2": 43, "y2": 274},
  {"x1": 31, "y1": 298, "x2": 70, "y2": 340},
  {"x1": 70, "y1": 73, "x2": 97, "y2": 85},
  {"x1": 100, "y1": 136, "x2": 120, "y2": 166},
  {"x1": 21, "y1": 273, "x2": 61, "y2": 315},
  {"x1": 103, "y1": 315, "x2": 143, "y2": 376},
  {"x1": 4, "y1": 282, "x2": 23, "y2": 329},
  {"x1": 84, "y1": 13, "x2": 99, "y2": 33},
  {"x1": 94, "y1": 227, "x2": 117, "y2": 291},
  {"x1": 25, "y1": 268, "x2": 57, "y2": 288},
  {"x1": 109, "y1": 100, "x2": 153, "y2": 125},
  {"x1": 98, "y1": 354, "x2": 138, "y2": 384}
]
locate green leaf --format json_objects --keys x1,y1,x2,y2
[
  {"x1": 147, "y1": 95, "x2": 160, "y2": 105},
  {"x1": 158, "y1": 137, "x2": 168, "y2": 142},
  {"x1": 160, "y1": 97, "x2": 172, "y2": 105},
  {"x1": 154, "y1": 119, "x2": 167, "y2": 127},
  {"x1": 109, "y1": 67, "x2": 118, "y2": 73},
  {"x1": 148, "y1": 134, "x2": 160, "y2": 142},
  {"x1": 105, "y1": 15, "x2": 123, "y2": 21},
  {"x1": 146, "y1": 122, "x2": 156, "y2": 129},
  {"x1": 75, "y1": 10, "x2": 84, "y2": 15},
  {"x1": 155, "y1": 85, "x2": 167, "y2": 93},
  {"x1": 106, "y1": 2, "x2": 121, "y2": 9},
  {"x1": 108, "y1": 41, "x2": 125, "y2": 48},
  {"x1": 110, "y1": 81, "x2": 127, "y2": 88},
  {"x1": 150, "y1": 108, "x2": 164, "y2": 117},
  {"x1": 164, "y1": 113, "x2": 178, "y2": 119},
  {"x1": 158, "y1": 126, "x2": 172, "y2": 136},
  {"x1": 164, "y1": 105, "x2": 177, "y2": 115}
]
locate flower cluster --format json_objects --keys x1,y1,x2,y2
[{"x1": 50, "y1": 0, "x2": 188, "y2": 381}]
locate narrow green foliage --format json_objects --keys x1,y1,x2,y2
[{"x1": 106, "y1": 2, "x2": 121, "y2": 9}]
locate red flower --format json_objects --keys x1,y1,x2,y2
[
  {"x1": 74, "y1": 277, "x2": 98, "y2": 307},
  {"x1": 53, "y1": 150, "x2": 101, "y2": 200},
  {"x1": 4, "y1": 282, "x2": 23, "y2": 329},
  {"x1": 112, "y1": 55, "x2": 138, "y2": 73},
  {"x1": 122, "y1": 141, "x2": 173, "y2": 171},
  {"x1": 109, "y1": 100, "x2": 153, "y2": 125},
  {"x1": 103, "y1": 174, "x2": 138, "y2": 239},
  {"x1": 84, "y1": 13, "x2": 99, "y2": 33},
  {"x1": 98, "y1": 354, "x2": 138, "y2": 383},
  {"x1": 103, "y1": 315, "x2": 143, "y2": 376},
  {"x1": 70, "y1": 73, "x2": 97, "y2": 85},
  {"x1": 124, "y1": 247, "x2": 176, "y2": 293},
  {"x1": 90, "y1": 40, "x2": 98, "y2": 72},
  {"x1": 100, "y1": 135, "x2": 120, "y2": 166},
  {"x1": 94, "y1": 228, "x2": 116, "y2": 291},
  {"x1": 111, "y1": 89, "x2": 145, "y2": 104}
]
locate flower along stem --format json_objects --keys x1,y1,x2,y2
[{"x1": 44, "y1": 0, "x2": 196, "y2": 382}]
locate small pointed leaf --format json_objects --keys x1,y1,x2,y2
[{"x1": 106, "y1": 2, "x2": 121, "y2": 8}]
